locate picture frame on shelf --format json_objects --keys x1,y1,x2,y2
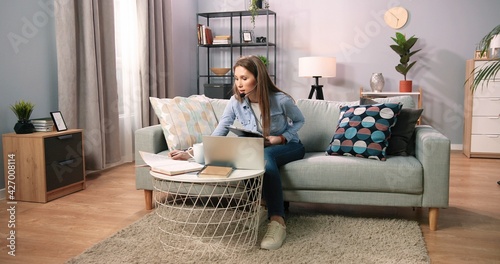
[
  {"x1": 242, "y1": 30, "x2": 253, "y2": 43},
  {"x1": 50, "y1": 111, "x2": 68, "y2": 132}
]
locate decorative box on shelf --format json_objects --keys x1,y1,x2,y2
[
  {"x1": 204, "y1": 83, "x2": 233, "y2": 99},
  {"x1": 2, "y1": 129, "x2": 86, "y2": 203}
]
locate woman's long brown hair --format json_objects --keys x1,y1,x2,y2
[{"x1": 232, "y1": 55, "x2": 290, "y2": 137}]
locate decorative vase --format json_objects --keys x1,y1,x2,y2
[
  {"x1": 399, "y1": 80, "x2": 413, "y2": 92},
  {"x1": 14, "y1": 119, "x2": 35, "y2": 134},
  {"x1": 370, "y1": 73, "x2": 385, "y2": 92},
  {"x1": 255, "y1": 0, "x2": 263, "y2": 9}
]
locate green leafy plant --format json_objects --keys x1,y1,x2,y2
[
  {"x1": 390, "y1": 32, "x2": 421, "y2": 80},
  {"x1": 10, "y1": 100, "x2": 35, "y2": 121},
  {"x1": 257, "y1": 55, "x2": 268, "y2": 66},
  {"x1": 249, "y1": 0, "x2": 269, "y2": 28},
  {"x1": 468, "y1": 24, "x2": 500, "y2": 93}
]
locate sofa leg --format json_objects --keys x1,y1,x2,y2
[
  {"x1": 429, "y1": 207, "x2": 439, "y2": 231},
  {"x1": 144, "y1": 190, "x2": 153, "y2": 210}
]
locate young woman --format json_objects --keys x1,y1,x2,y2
[{"x1": 170, "y1": 55, "x2": 305, "y2": 250}]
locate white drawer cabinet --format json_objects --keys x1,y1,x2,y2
[
  {"x1": 463, "y1": 59, "x2": 500, "y2": 158},
  {"x1": 471, "y1": 135, "x2": 500, "y2": 153}
]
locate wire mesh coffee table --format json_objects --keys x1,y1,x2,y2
[{"x1": 151, "y1": 169, "x2": 264, "y2": 258}]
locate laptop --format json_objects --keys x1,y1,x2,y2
[{"x1": 202, "y1": 135, "x2": 265, "y2": 170}]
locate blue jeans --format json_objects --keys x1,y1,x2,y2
[{"x1": 262, "y1": 141, "x2": 305, "y2": 220}]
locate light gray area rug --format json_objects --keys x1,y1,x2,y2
[{"x1": 66, "y1": 211, "x2": 429, "y2": 264}]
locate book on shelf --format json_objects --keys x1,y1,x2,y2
[
  {"x1": 31, "y1": 117, "x2": 54, "y2": 132},
  {"x1": 31, "y1": 117, "x2": 54, "y2": 125},
  {"x1": 34, "y1": 126, "x2": 54, "y2": 132},
  {"x1": 197, "y1": 24, "x2": 213, "y2": 45},
  {"x1": 197, "y1": 165, "x2": 233, "y2": 178},
  {"x1": 213, "y1": 40, "x2": 230, "y2": 45},
  {"x1": 139, "y1": 151, "x2": 204, "y2": 176},
  {"x1": 226, "y1": 125, "x2": 263, "y2": 137},
  {"x1": 213, "y1": 35, "x2": 230, "y2": 44}
]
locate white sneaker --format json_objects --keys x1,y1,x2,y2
[{"x1": 260, "y1": 221, "x2": 286, "y2": 250}]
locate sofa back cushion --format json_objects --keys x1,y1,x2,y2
[
  {"x1": 297, "y1": 99, "x2": 360, "y2": 152},
  {"x1": 208, "y1": 98, "x2": 229, "y2": 119}
]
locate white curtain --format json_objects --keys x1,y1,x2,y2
[{"x1": 114, "y1": 0, "x2": 142, "y2": 162}]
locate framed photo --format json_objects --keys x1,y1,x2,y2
[
  {"x1": 50, "y1": 111, "x2": 68, "y2": 132},
  {"x1": 242, "y1": 30, "x2": 253, "y2": 43}
]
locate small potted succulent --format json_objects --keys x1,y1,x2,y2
[
  {"x1": 10, "y1": 100, "x2": 35, "y2": 134},
  {"x1": 257, "y1": 55, "x2": 269, "y2": 67},
  {"x1": 390, "y1": 32, "x2": 421, "y2": 92}
]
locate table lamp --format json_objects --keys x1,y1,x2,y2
[{"x1": 298, "y1": 57, "x2": 336, "y2": 100}]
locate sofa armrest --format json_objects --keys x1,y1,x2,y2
[
  {"x1": 134, "y1": 125, "x2": 168, "y2": 165},
  {"x1": 414, "y1": 125, "x2": 451, "y2": 207},
  {"x1": 135, "y1": 125, "x2": 168, "y2": 192}
]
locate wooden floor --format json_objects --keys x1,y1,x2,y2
[{"x1": 0, "y1": 151, "x2": 499, "y2": 264}]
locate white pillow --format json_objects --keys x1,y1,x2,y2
[{"x1": 150, "y1": 95, "x2": 218, "y2": 151}]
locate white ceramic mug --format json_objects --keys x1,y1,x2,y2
[{"x1": 192, "y1": 143, "x2": 204, "y2": 164}]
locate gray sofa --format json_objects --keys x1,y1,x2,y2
[{"x1": 135, "y1": 96, "x2": 450, "y2": 231}]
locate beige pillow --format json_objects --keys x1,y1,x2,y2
[{"x1": 150, "y1": 95, "x2": 218, "y2": 151}]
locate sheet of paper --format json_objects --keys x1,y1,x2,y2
[{"x1": 139, "y1": 151, "x2": 204, "y2": 175}]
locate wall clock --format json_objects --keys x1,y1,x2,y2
[{"x1": 384, "y1": 7, "x2": 409, "y2": 29}]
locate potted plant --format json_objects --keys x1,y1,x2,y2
[
  {"x1": 257, "y1": 55, "x2": 269, "y2": 67},
  {"x1": 468, "y1": 24, "x2": 500, "y2": 93},
  {"x1": 390, "y1": 32, "x2": 421, "y2": 92},
  {"x1": 10, "y1": 100, "x2": 35, "y2": 134},
  {"x1": 249, "y1": 0, "x2": 269, "y2": 28}
]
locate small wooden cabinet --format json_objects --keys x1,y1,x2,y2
[
  {"x1": 463, "y1": 59, "x2": 500, "y2": 158},
  {"x1": 2, "y1": 129, "x2": 86, "y2": 202}
]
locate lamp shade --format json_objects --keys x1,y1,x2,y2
[{"x1": 298, "y1": 57, "x2": 336, "y2": 78}]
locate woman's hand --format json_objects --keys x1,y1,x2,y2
[
  {"x1": 266, "y1": 135, "x2": 285, "y2": 146},
  {"x1": 168, "y1": 149, "x2": 192, "y2": 160}
]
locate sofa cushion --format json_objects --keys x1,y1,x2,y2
[
  {"x1": 150, "y1": 95, "x2": 218, "y2": 151},
  {"x1": 281, "y1": 152, "x2": 423, "y2": 194},
  {"x1": 387, "y1": 108, "x2": 423, "y2": 156},
  {"x1": 326, "y1": 103, "x2": 402, "y2": 161},
  {"x1": 360, "y1": 97, "x2": 422, "y2": 156}
]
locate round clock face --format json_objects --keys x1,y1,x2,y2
[{"x1": 384, "y1": 7, "x2": 408, "y2": 29}]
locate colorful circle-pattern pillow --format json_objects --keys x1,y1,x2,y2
[{"x1": 326, "y1": 103, "x2": 402, "y2": 161}]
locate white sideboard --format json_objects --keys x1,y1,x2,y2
[{"x1": 463, "y1": 59, "x2": 500, "y2": 158}]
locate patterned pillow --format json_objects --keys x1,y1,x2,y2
[
  {"x1": 326, "y1": 103, "x2": 402, "y2": 161},
  {"x1": 150, "y1": 95, "x2": 218, "y2": 151}
]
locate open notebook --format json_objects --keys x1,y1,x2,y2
[{"x1": 139, "y1": 151, "x2": 204, "y2": 175}]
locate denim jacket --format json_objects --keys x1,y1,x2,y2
[{"x1": 211, "y1": 92, "x2": 305, "y2": 143}]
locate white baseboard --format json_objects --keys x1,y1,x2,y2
[
  {"x1": 451, "y1": 144, "x2": 463, "y2": 151},
  {"x1": 0, "y1": 188, "x2": 5, "y2": 200}
]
